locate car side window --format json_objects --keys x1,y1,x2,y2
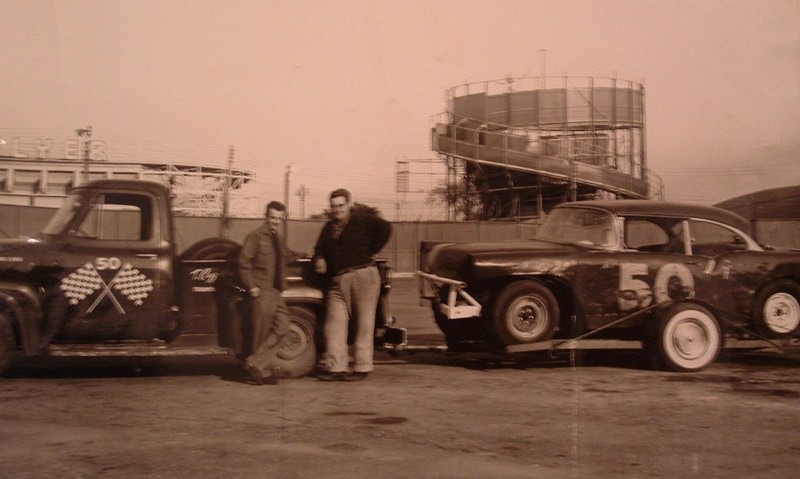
[
  {"x1": 625, "y1": 219, "x2": 669, "y2": 251},
  {"x1": 688, "y1": 220, "x2": 748, "y2": 256}
]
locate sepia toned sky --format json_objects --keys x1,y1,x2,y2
[{"x1": 1, "y1": 0, "x2": 798, "y2": 218}]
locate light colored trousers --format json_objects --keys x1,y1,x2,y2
[{"x1": 324, "y1": 265, "x2": 380, "y2": 373}]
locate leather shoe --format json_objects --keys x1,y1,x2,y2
[
  {"x1": 246, "y1": 363, "x2": 266, "y2": 385},
  {"x1": 317, "y1": 371, "x2": 348, "y2": 381},
  {"x1": 344, "y1": 372, "x2": 369, "y2": 381}
]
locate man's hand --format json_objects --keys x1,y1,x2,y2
[
  {"x1": 314, "y1": 257, "x2": 327, "y2": 274},
  {"x1": 250, "y1": 287, "x2": 260, "y2": 298}
]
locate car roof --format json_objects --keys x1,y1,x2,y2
[{"x1": 556, "y1": 200, "x2": 751, "y2": 233}]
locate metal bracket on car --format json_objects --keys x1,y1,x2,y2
[{"x1": 415, "y1": 271, "x2": 482, "y2": 319}]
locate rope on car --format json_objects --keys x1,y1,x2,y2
[
  {"x1": 703, "y1": 303, "x2": 788, "y2": 353},
  {"x1": 552, "y1": 299, "x2": 675, "y2": 351}
]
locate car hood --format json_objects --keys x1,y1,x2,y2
[{"x1": 423, "y1": 239, "x2": 583, "y2": 282}]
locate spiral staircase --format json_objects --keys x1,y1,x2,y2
[{"x1": 431, "y1": 76, "x2": 663, "y2": 219}]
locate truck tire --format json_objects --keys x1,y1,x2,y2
[
  {"x1": 180, "y1": 237, "x2": 241, "y2": 261},
  {"x1": 492, "y1": 280, "x2": 559, "y2": 345},
  {"x1": 752, "y1": 279, "x2": 800, "y2": 338},
  {"x1": 271, "y1": 306, "x2": 317, "y2": 378},
  {"x1": 0, "y1": 310, "x2": 16, "y2": 376},
  {"x1": 656, "y1": 302, "x2": 720, "y2": 372}
]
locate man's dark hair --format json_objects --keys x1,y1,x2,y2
[
  {"x1": 265, "y1": 201, "x2": 286, "y2": 215},
  {"x1": 329, "y1": 188, "x2": 351, "y2": 203}
]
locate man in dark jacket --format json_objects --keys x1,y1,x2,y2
[
  {"x1": 238, "y1": 201, "x2": 290, "y2": 385},
  {"x1": 313, "y1": 188, "x2": 392, "y2": 381}
]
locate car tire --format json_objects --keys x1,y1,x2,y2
[
  {"x1": 271, "y1": 306, "x2": 317, "y2": 378},
  {"x1": 656, "y1": 302, "x2": 720, "y2": 372},
  {"x1": 492, "y1": 280, "x2": 559, "y2": 345},
  {"x1": 753, "y1": 279, "x2": 800, "y2": 338},
  {"x1": 0, "y1": 310, "x2": 16, "y2": 376}
]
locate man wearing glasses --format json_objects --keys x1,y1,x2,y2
[{"x1": 313, "y1": 188, "x2": 392, "y2": 381}]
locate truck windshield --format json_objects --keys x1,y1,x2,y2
[
  {"x1": 41, "y1": 192, "x2": 84, "y2": 236},
  {"x1": 536, "y1": 207, "x2": 616, "y2": 247}
]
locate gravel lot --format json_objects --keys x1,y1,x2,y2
[{"x1": 1, "y1": 278, "x2": 799, "y2": 478}]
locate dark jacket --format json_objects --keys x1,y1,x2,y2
[{"x1": 313, "y1": 211, "x2": 392, "y2": 276}]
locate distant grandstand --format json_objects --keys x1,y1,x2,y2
[
  {"x1": 0, "y1": 136, "x2": 256, "y2": 216},
  {"x1": 431, "y1": 76, "x2": 663, "y2": 220}
]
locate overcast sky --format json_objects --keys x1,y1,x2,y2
[{"x1": 1, "y1": 0, "x2": 798, "y2": 218}]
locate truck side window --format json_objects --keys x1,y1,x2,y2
[{"x1": 74, "y1": 193, "x2": 152, "y2": 241}]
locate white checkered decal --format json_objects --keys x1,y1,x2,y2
[
  {"x1": 59, "y1": 261, "x2": 154, "y2": 314},
  {"x1": 60, "y1": 263, "x2": 104, "y2": 305},
  {"x1": 113, "y1": 264, "x2": 155, "y2": 306}
]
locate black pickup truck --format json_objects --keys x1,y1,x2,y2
[{"x1": 0, "y1": 179, "x2": 404, "y2": 376}]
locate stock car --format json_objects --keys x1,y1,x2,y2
[{"x1": 417, "y1": 200, "x2": 800, "y2": 371}]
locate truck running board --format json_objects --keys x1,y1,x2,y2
[{"x1": 46, "y1": 343, "x2": 233, "y2": 357}]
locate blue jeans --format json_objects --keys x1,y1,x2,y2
[{"x1": 324, "y1": 266, "x2": 380, "y2": 373}]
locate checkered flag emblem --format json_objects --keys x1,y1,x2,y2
[
  {"x1": 60, "y1": 263, "x2": 104, "y2": 305},
  {"x1": 113, "y1": 264, "x2": 154, "y2": 306},
  {"x1": 60, "y1": 262, "x2": 154, "y2": 314}
]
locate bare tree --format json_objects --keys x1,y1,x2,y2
[{"x1": 426, "y1": 178, "x2": 483, "y2": 220}]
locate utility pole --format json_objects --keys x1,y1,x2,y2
[
  {"x1": 296, "y1": 184, "x2": 309, "y2": 219},
  {"x1": 219, "y1": 145, "x2": 233, "y2": 236},
  {"x1": 76, "y1": 126, "x2": 92, "y2": 182},
  {"x1": 540, "y1": 49, "x2": 547, "y2": 89},
  {"x1": 284, "y1": 164, "x2": 291, "y2": 245},
  {"x1": 283, "y1": 165, "x2": 291, "y2": 218}
]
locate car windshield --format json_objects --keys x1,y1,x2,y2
[
  {"x1": 536, "y1": 207, "x2": 616, "y2": 247},
  {"x1": 41, "y1": 192, "x2": 84, "y2": 236}
]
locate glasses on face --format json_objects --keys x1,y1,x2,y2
[{"x1": 330, "y1": 202, "x2": 347, "y2": 209}]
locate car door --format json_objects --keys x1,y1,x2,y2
[
  {"x1": 54, "y1": 190, "x2": 169, "y2": 341},
  {"x1": 574, "y1": 216, "x2": 708, "y2": 331},
  {"x1": 683, "y1": 218, "x2": 757, "y2": 316}
]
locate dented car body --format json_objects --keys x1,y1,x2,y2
[{"x1": 418, "y1": 200, "x2": 800, "y2": 371}]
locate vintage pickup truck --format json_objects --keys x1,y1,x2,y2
[{"x1": 0, "y1": 179, "x2": 404, "y2": 377}]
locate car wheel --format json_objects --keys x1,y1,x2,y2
[
  {"x1": 0, "y1": 310, "x2": 16, "y2": 376},
  {"x1": 753, "y1": 280, "x2": 800, "y2": 338},
  {"x1": 493, "y1": 281, "x2": 559, "y2": 345},
  {"x1": 271, "y1": 306, "x2": 317, "y2": 378},
  {"x1": 656, "y1": 302, "x2": 720, "y2": 372}
]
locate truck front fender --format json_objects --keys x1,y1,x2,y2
[{"x1": 0, "y1": 282, "x2": 43, "y2": 355}]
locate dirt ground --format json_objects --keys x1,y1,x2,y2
[{"x1": 1, "y1": 278, "x2": 799, "y2": 478}]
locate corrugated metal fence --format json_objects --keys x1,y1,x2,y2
[{"x1": 1, "y1": 204, "x2": 539, "y2": 273}]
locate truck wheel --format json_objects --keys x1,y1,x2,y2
[
  {"x1": 753, "y1": 280, "x2": 800, "y2": 338},
  {"x1": 656, "y1": 302, "x2": 720, "y2": 372},
  {"x1": 493, "y1": 280, "x2": 559, "y2": 345},
  {"x1": 180, "y1": 237, "x2": 240, "y2": 261},
  {"x1": 272, "y1": 306, "x2": 317, "y2": 378},
  {"x1": 0, "y1": 311, "x2": 16, "y2": 376}
]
